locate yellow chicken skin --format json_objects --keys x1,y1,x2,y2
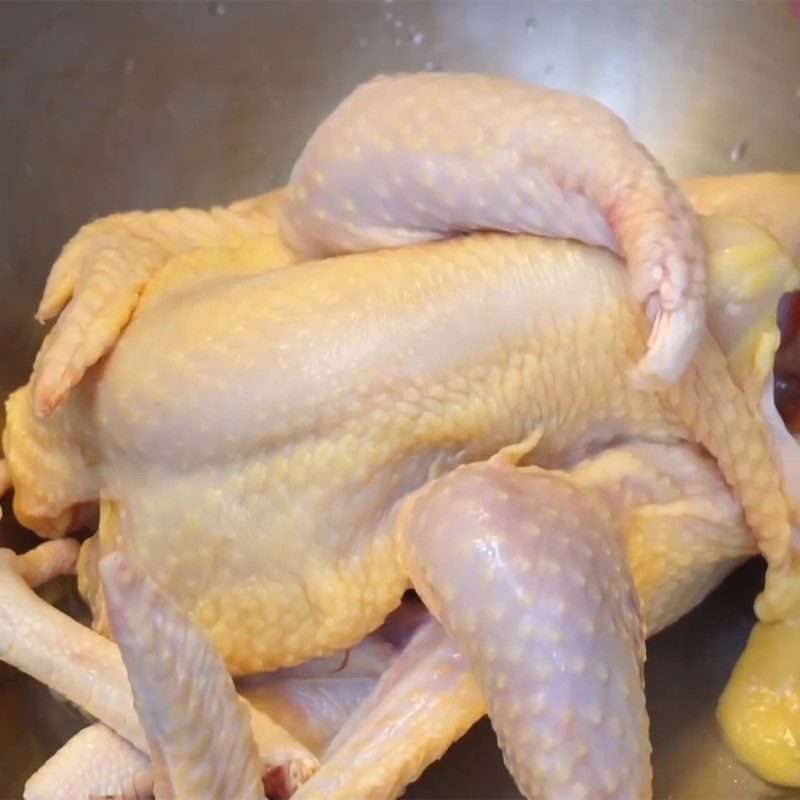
[
  {"x1": 2, "y1": 217, "x2": 799, "y2": 796},
  {"x1": 2, "y1": 73, "x2": 800, "y2": 799},
  {"x1": 0, "y1": 222, "x2": 790, "y2": 664},
  {"x1": 684, "y1": 179, "x2": 800, "y2": 790},
  {"x1": 10, "y1": 232, "x2": 688, "y2": 672},
  {"x1": 717, "y1": 618, "x2": 800, "y2": 786},
  {"x1": 694, "y1": 209, "x2": 800, "y2": 790}
]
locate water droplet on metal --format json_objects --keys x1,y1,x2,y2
[
  {"x1": 729, "y1": 140, "x2": 749, "y2": 162},
  {"x1": 385, "y1": 10, "x2": 394, "y2": 21},
  {"x1": 409, "y1": 29, "x2": 424, "y2": 45},
  {"x1": 209, "y1": 0, "x2": 225, "y2": 16},
  {"x1": 394, "y1": 35, "x2": 402, "y2": 46},
  {"x1": 424, "y1": 60, "x2": 439, "y2": 72},
  {"x1": 525, "y1": 15, "x2": 537, "y2": 32},
  {"x1": 357, "y1": 35, "x2": 368, "y2": 47},
  {"x1": 394, "y1": 18, "x2": 403, "y2": 29},
  {"x1": 123, "y1": 58, "x2": 136, "y2": 76}
]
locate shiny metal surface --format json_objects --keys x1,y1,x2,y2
[{"x1": 0, "y1": 1, "x2": 798, "y2": 797}]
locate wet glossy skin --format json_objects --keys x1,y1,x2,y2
[{"x1": 1, "y1": 73, "x2": 800, "y2": 799}]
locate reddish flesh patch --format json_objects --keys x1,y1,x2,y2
[
  {"x1": 262, "y1": 764, "x2": 291, "y2": 800},
  {"x1": 775, "y1": 290, "x2": 800, "y2": 430}
]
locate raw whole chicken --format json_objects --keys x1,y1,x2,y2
[{"x1": 1, "y1": 72, "x2": 800, "y2": 800}]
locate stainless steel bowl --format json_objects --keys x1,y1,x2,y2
[{"x1": 1, "y1": 2, "x2": 799, "y2": 797}]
